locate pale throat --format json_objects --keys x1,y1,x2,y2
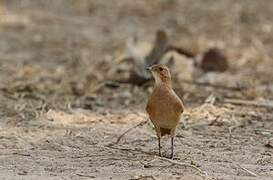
[
  {"x1": 152, "y1": 72, "x2": 172, "y2": 87},
  {"x1": 151, "y1": 72, "x2": 162, "y2": 85}
]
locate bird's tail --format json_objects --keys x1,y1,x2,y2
[{"x1": 160, "y1": 128, "x2": 171, "y2": 136}]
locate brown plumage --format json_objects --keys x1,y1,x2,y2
[{"x1": 146, "y1": 64, "x2": 184, "y2": 158}]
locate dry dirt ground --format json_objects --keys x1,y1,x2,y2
[{"x1": 1, "y1": 1, "x2": 273, "y2": 180}]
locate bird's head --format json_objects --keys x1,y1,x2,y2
[{"x1": 146, "y1": 64, "x2": 172, "y2": 86}]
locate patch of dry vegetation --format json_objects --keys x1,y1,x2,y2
[{"x1": 0, "y1": 0, "x2": 273, "y2": 179}]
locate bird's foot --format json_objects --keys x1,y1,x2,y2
[
  {"x1": 160, "y1": 153, "x2": 173, "y2": 159},
  {"x1": 158, "y1": 151, "x2": 162, "y2": 157}
]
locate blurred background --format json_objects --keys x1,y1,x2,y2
[
  {"x1": 0, "y1": 1, "x2": 273, "y2": 179},
  {"x1": 1, "y1": 0, "x2": 273, "y2": 108}
]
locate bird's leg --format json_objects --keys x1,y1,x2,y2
[
  {"x1": 155, "y1": 126, "x2": 162, "y2": 157},
  {"x1": 170, "y1": 137, "x2": 174, "y2": 159},
  {"x1": 158, "y1": 137, "x2": 162, "y2": 157}
]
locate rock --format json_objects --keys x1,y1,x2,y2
[{"x1": 200, "y1": 48, "x2": 228, "y2": 72}]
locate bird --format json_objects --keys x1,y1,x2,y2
[{"x1": 146, "y1": 64, "x2": 184, "y2": 159}]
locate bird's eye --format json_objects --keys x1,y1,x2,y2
[{"x1": 159, "y1": 67, "x2": 164, "y2": 71}]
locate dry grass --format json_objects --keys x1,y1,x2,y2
[{"x1": 0, "y1": 0, "x2": 273, "y2": 179}]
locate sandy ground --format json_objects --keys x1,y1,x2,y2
[{"x1": 1, "y1": 1, "x2": 273, "y2": 179}]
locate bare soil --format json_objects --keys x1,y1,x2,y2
[{"x1": 0, "y1": 1, "x2": 273, "y2": 179}]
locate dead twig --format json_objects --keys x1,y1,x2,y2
[
  {"x1": 116, "y1": 120, "x2": 148, "y2": 144},
  {"x1": 254, "y1": 129, "x2": 273, "y2": 136},
  {"x1": 105, "y1": 144, "x2": 154, "y2": 156},
  {"x1": 145, "y1": 30, "x2": 169, "y2": 67},
  {"x1": 12, "y1": 152, "x2": 31, "y2": 157},
  {"x1": 182, "y1": 122, "x2": 212, "y2": 130},
  {"x1": 119, "y1": 30, "x2": 195, "y2": 86},
  {"x1": 228, "y1": 121, "x2": 241, "y2": 135},
  {"x1": 159, "y1": 156, "x2": 208, "y2": 179},
  {"x1": 76, "y1": 173, "x2": 96, "y2": 178},
  {"x1": 130, "y1": 175, "x2": 157, "y2": 180},
  {"x1": 238, "y1": 164, "x2": 258, "y2": 177},
  {"x1": 104, "y1": 145, "x2": 208, "y2": 179},
  {"x1": 89, "y1": 81, "x2": 106, "y2": 94},
  {"x1": 139, "y1": 160, "x2": 172, "y2": 168},
  {"x1": 167, "y1": 45, "x2": 195, "y2": 58},
  {"x1": 144, "y1": 30, "x2": 195, "y2": 66},
  {"x1": 180, "y1": 79, "x2": 242, "y2": 91},
  {"x1": 223, "y1": 98, "x2": 273, "y2": 108},
  {"x1": 228, "y1": 124, "x2": 241, "y2": 142}
]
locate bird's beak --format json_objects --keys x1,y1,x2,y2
[{"x1": 146, "y1": 66, "x2": 152, "y2": 71}]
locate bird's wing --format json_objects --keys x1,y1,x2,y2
[
  {"x1": 146, "y1": 102, "x2": 151, "y2": 115},
  {"x1": 172, "y1": 92, "x2": 184, "y2": 114},
  {"x1": 146, "y1": 99, "x2": 155, "y2": 117}
]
